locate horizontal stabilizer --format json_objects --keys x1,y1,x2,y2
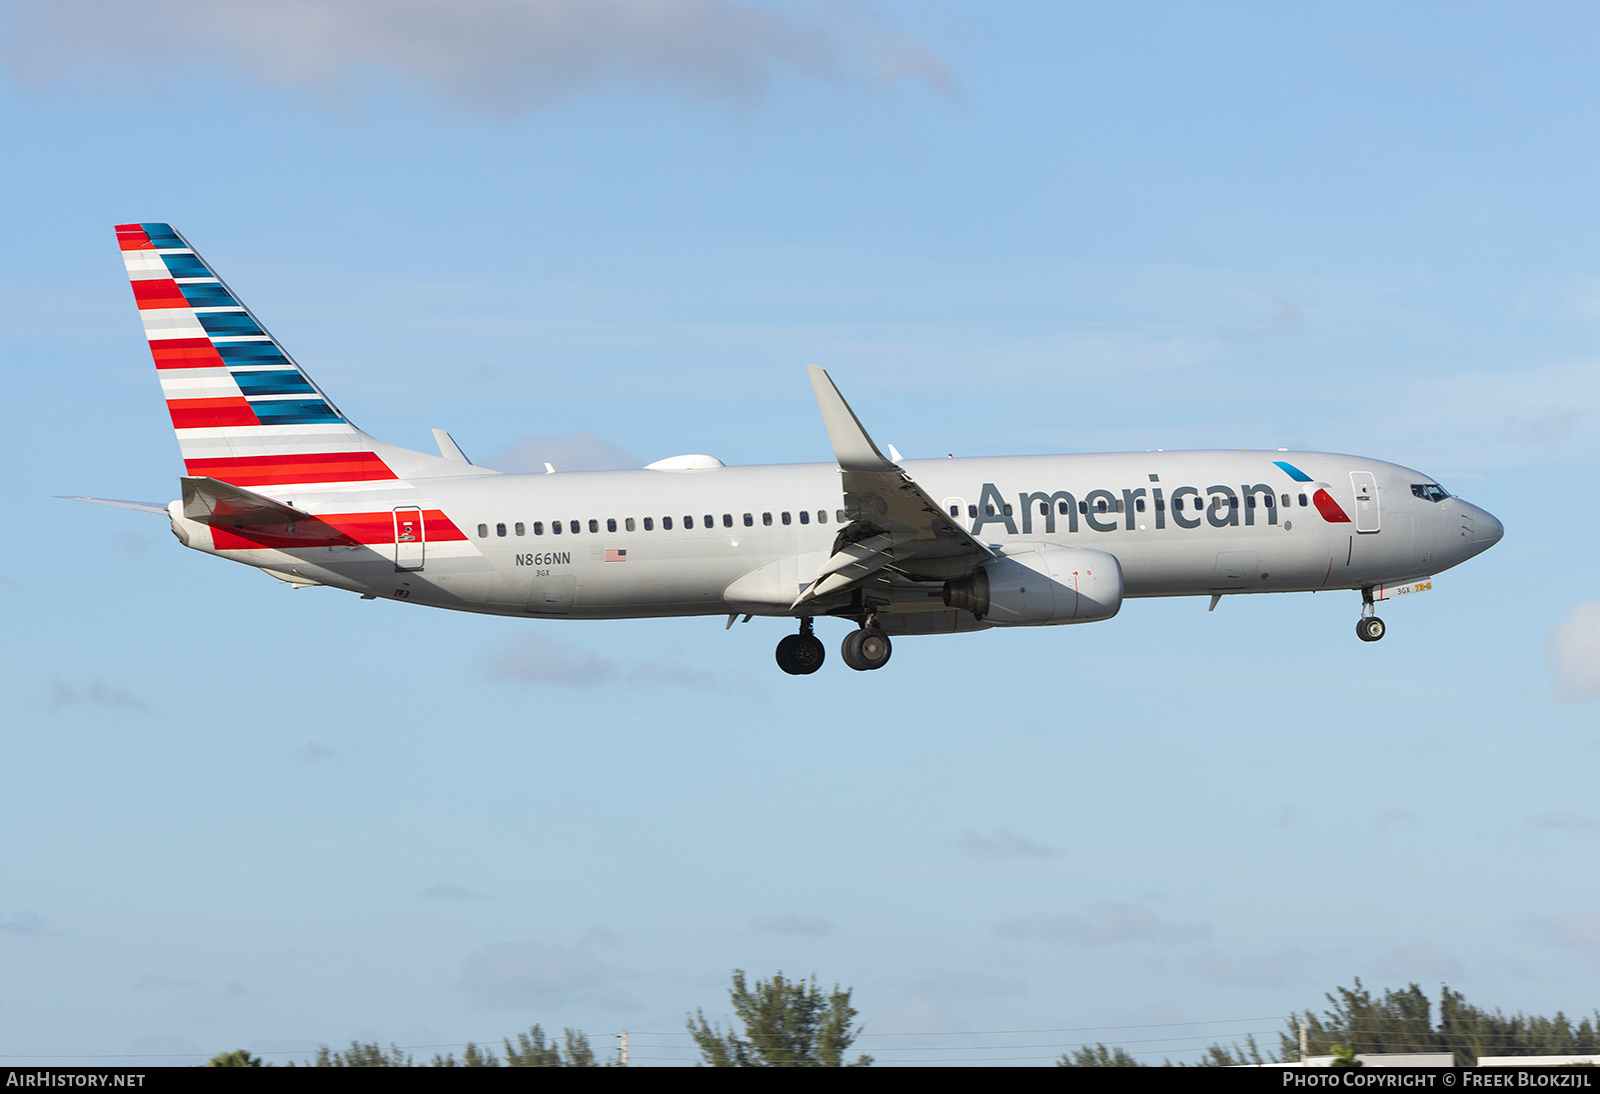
[
  {"x1": 182, "y1": 477, "x2": 305, "y2": 527},
  {"x1": 58, "y1": 495, "x2": 169, "y2": 515}
]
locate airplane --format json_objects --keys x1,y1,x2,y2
[{"x1": 70, "y1": 223, "x2": 1504, "y2": 675}]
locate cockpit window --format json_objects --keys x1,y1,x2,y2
[{"x1": 1411, "y1": 483, "x2": 1449, "y2": 503}]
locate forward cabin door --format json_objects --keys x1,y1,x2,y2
[
  {"x1": 1350, "y1": 472, "x2": 1381, "y2": 533},
  {"x1": 393, "y1": 506, "x2": 425, "y2": 571}
]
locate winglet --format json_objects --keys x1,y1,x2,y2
[{"x1": 806, "y1": 365, "x2": 899, "y2": 472}]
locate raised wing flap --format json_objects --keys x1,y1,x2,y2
[
  {"x1": 182, "y1": 477, "x2": 306, "y2": 527},
  {"x1": 796, "y1": 368, "x2": 993, "y2": 609}
]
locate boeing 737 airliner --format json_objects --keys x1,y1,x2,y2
[{"x1": 72, "y1": 223, "x2": 1504, "y2": 675}]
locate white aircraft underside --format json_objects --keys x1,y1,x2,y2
[{"x1": 77, "y1": 223, "x2": 1504, "y2": 675}]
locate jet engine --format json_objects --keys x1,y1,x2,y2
[{"x1": 942, "y1": 546, "x2": 1123, "y2": 626}]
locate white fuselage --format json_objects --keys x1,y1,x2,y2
[{"x1": 169, "y1": 449, "x2": 1503, "y2": 627}]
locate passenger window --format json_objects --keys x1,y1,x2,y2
[
  {"x1": 818, "y1": 510, "x2": 828, "y2": 524},
  {"x1": 1039, "y1": 502, "x2": 1048, "y2": 516},
  {"x1": 684, "y1": 515, "x2": 694, "y2": 529},
  {"x1": 1004, "y1": 504, "x2": 1014, "y2": 516},
  {"x1": 704, "y1": 514, "x2": 713, "y2": 528},
  {"x1": 1079, "y1": 501, "x2": 1087, "y2": 515},
  {"x1": 571, "y1": 520, "x2": 580, "y2": 533},
  {"x1": 1114, "y1": 500, "x2": 1124, "y2": 514},
  {"x1": 968, "y1": 505, "x2": 977, "y2": 518},
  {"x1": 588, "y1": 519, "x2": 599, "y2": 533},
  {"x1": 496, "y1": 523, "x2": 506, "y2": 537},
  {"x1": 607, "y1": 518, "x2": 617, "y2": 532},
  {"x1": 625, "y1": 517, "x2": 635, "y2": 531},
  {"x1": 1135, "y1": 498, "x2": 1145, "y2": 512},
  {"x1": 763, "y1": 512, "x2": 773, "y2": 526},
  {"x1": 723, "y1": 514, "x2": 733, "y2": 527},
  {"x1": 799, "y1": 510, "x2": 810, "y2": 524},
  {"x1": 515, "y1": 522, "x2": 525, "y2": 536},
  {"x1": 552, "y1": 521, "x2": 563, "y2": 535},
  {"x1": 1228, "y1": 497, "x2": 1238, "y2": 509},
  {"x1": 836, "y1": 509, "x2": 846, "y2": 522},
  {"x1": 782, "y1": 512, "x2": 791, "y2": 525},
  {"x1": 1281, "y1": 494, "x2": 1290, "y2": 508},
  {"x1": 663, "y1": 516, "x2": 673, "y2": 530},
  {"x1": 1264, "y1": 495, "x2": 1274, "y2": 508},
  {"x1": 950, "y1": 505, "x2": 960, "y2": 517},
  {"x1": 1096, "y1": 500, "x2": 1107, "y2": 513},
  {"x1": 533, "y1": 521, "x2": 544, "y2": 535},
  {"x1": 1246, "y1": 496, "x2": 1256, "y2": 509},
  {"x1": 1058, "y1": 501, "x2": 1071, "y2": 515},
  {"x1": 986, "y1": 504, "x2": 995, "y2": 517},
  {"x1": 743, "y1": 513, "x2": 753, "y2": 527},
  {"x1": 1298, "y1": 493, "x2": 1308, "y2": 507},
  {"x1": 477, "y1": 523, "x2": 488, "y2": 538},
  {"x1": 643, "y1": 517, "x2": 654, "y2": 530},
  {"x1": 1155, "y1": 498, "x2": 1165, "y2": 512}
]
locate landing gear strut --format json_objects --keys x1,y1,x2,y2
[
  {"x1": 775, "y1": 618, "x2": 826, "y2": 675},
  {"x1": 841, "y1": 625, "x2": 892, "y2": 671},
  {"x1": 1356, "y1": 588, "x2": 1385, "y2": 643}
]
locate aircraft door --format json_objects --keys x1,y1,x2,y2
[
  {"x1": 1350, "y1": 472, "x2": 1380, "y2": 533},
  {"x1": 393, "y1": 506, "x2": 425, "y2": 571}
]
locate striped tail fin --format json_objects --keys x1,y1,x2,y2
[{"x1": 116, "y1": 222, "x2": 401, "y2": 492}]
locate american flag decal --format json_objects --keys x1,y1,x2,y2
[{"x1": 605, "y1": 549, "x2": 627, "y2": 563}]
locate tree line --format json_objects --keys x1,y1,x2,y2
[
  {"x1": 1060, "y1": 979, "x2": 1600, "y2": 1066},
  {"x1": 207, "y1": 969, "x2": 867, "y2": 1067}
]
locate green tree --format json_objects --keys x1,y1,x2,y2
[
  {"x1": 430, "y1": 1042, "x2": 499, "y2": 1067},
  {"x1": 1058, "y1": 1042, "x2": 1144, "y2": 1067},
  {"x1": 502, "y1": 1025, "x2": 598, "y2": 1067},
  {"x1": 311, "y1": 1041, "x2": 413, "y2": 1066},
  {"x1": 206, "y1": 1049, "x2": 262, "y2": 1067},
  {"x1": 688, "y1": 970, "x2": 872, "y2": 1067}
]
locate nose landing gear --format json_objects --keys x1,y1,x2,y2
[
  {"x1": 1356, "y1": 587, "x2": 1385, "y2": 642},
  {"x1": 775, "y1": 618, "x2": 826, "y2": 675},
  {"x1": 841, "y1": 625, "x2": 892, "y2": 671}
]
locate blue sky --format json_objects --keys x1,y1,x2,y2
[{"x1": 3, "y1": 0, "x2": 1599, "y2": 1066}]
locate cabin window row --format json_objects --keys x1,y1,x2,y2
[{"x1": 476, "y1": 509, "x2": 848, "y2": 539}]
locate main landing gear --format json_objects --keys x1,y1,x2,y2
[
  {"x1": 840, "y1": 625, "x2": 892, "y2": 672},
  {"x1": 1356, "y1": 587, "x2": 1386, "y2": 643},
  {"x1": 775, "y1": 618, "x2": 826, "y2": 675}
]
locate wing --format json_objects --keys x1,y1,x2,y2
[{"x1": 793, "y1": 366, "x2": 992, "y2": 609}]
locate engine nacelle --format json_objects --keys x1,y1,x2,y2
[{"x1": 943, "y1": 546, "x2": 1123, "y2": 626}]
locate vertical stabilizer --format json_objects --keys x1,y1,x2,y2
[{"x1": 116, "y1": 222, "x2": 401, "y2": 492}]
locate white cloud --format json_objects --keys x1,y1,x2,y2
[
  {"x1": 483, "y1": 634, "x2": 617, "y2": 686},
  {"x1": 996, "y1": 901, "x2": 1212, "y2": 946},
  {"x1": 483, "y1": 634, "x2": 743, "y2": 691},
  {"x1": 48, "y1": 679, "x2": 150, "y2": 713},
  {"x1": 1530, "y1": 810, "x2": 1600, "y2": 833},
  {"x1": 486, "y1": 431, "x2": 641, "y2": 473},
  {"x1": 4, "y1": 0, "x2": 952, "y2": 112},
  {"x1": 954, "y1": 828, "x2": 1054, "y2": 859},
  {"x1": 752, "y1": 914, "x2": 832, "y2": 936},
  {"x1": 1546, "y1": 601, "x2": 1600, "y2": 702},
  {"x1": 460, "y1": 940, "x2": 636, "y2": 1009}
]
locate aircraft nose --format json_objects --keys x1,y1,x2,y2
[{"x1": 1464, "y1": 504, "x2": 1503, "y2": 552}]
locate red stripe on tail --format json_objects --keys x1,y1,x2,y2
[
  {"x1": 167, "y1": 398, "x2": 260, "y2": 429},
  {"x1": 148, "y1": 337, "x2": 226, "y2": 370},
  {"x1": 184, "y1": 452, "x2": 399, "y2": 487}
]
